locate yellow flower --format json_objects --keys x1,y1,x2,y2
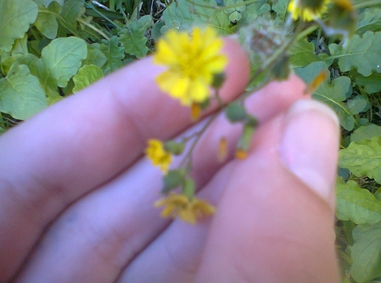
[
  {"x1": 154, "y1": 26, "x2": 228, "y2": 106},
  {"x1": 155, "y1": 193, "x2": 216, "y2": 224},
  {"x1": 145, "y1": 139, "x2": 172, "y2": 174},
  {"x1": 288, "y1": 0, "x2": 330, "y2": 21}
]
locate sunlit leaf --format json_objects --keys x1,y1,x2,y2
[
  {"x1": 72, "y1": 65, "x2": 103, "y2": 93},
  {"x1": 336, "y1": 180, "x2": 381, "y2": 224},
  {"x1": 0, "y1": 0, "x2": 38, "y2": 52},
  {"x1": 0, "y1": 64, "x2": 47, "y2": 119},
  {"x1": 339, "y1": 136, "x2": 381, "y2": 184},
  {"x1": 350, "y1": 221, "x2": 381, "y2": 282}
]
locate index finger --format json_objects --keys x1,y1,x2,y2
[{"x1": 0, "y1": 38, "x2": 249, "y2": 281}]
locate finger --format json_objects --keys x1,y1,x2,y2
[
  {"x1": 0, "y1": 39, "x2": 250, "y2": 282},
  {"x1": 195, "y1": 100, "x2": 340, "y2": 283},
  {"x1": 14, "y1": 77, "x2": 308, "y2": 282}
]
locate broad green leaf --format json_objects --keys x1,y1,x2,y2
[
  {"x1": 354, "y1": 72, "x2": 381, "y2": 94},
  {"x1": 290, "y1": 38, "x2": 320, "y2": 68},
  {"x1": 162, "y1": 0, "x2": 232, "y2": 35},
  {"x1": 350, "y1": 221, "x2": 381, "y2": 282},
  {"x1": 356, "y1": 8, "x2": 381, "y2": 35},
  {"x1": 336, "y1": 180, "x2": 381, "y2": 224},
  {"x1": 72, "y1": 65, "x2": 103, "y2": 93},
  {"x1": 38, "y1": 37, "x2": 87, "y2": 88},
  {"x1": 339, "y1": 136, "x2": 381, "y2": 184},
  {"x1": 94, "y1": 36, "x2": 124, "y2": 75},
  {"x1": 34, "y1": 2, "x2": 61, "y2": 39},
  {"x1": 83, "y1": 45, "x2": 107, "y2": 68},
  {"x1": 346, "y1": 95, "x2": 369, "y2": 115},
  {"x1": 329, "y1": 31, "x2": 381, "y2": 76},
  {"x1": 0, "y1": 0, "x2": 38, "y2": 52},
  {"x1": 314, "y1": 76, "x2": 354, "y2": 131},
  {"x1": 0, "y1": 64, "x2": 47, "y2": 119},
  {"x1": 242, "y1": 1, "x2": 268, "y2": 22},
  {"x1": 295, "y1": 63, "x2": 354, "y2": 130},
  {"x1": 119, "y1": 15, "x2": 152, "y2": 58},
  {"x1": 351, "y1": 124, "x2": 381, "y2": 142},
  {"x1": 294, "y1": 61, "x2": 327, "y2": 84}
]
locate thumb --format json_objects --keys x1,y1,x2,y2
[{"x1": 196, "y1": 100, "x2": 340, "y2": 283}]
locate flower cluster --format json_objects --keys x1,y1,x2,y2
[{"x1": 153, "y1": 26, "x2": 227, "y2": 106}]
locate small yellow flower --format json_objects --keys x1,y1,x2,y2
[
  {"x1": 145, "y1": 139, "x2": 172, "y2": 174},
  {"x1": 154, "y1": 26, "x2": 228, "y2": 106},
  {"x1": 288, "y1": 0, "x2": 330, "y2": 22},
  {"x1": 155, "y1": 193, "x2": 216, "y2": 224}
]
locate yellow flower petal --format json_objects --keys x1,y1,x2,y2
[{"x1": 153, "y1": 26, "x2": 227, "y2": 106}]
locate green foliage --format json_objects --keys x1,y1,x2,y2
[
  {"x1": 339, "y1": 137, "x2": 381, "y2": 184},
  {"x1": 0, "y1": 0, "x2": 38, "y2": 53},
  {"x1": 72, "y1": 65, "x2": 103, "y2": 93},
  {"x1": 350, "y1": 221, "x2": 381, "y2": 282}
]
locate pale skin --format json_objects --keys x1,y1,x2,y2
[{"x1": 0, "y1": 39, "x2": 340, "y2": 282}]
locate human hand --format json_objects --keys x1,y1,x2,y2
[{"x1": 0, "y1": 39, "x2": 340, "y2": 282}]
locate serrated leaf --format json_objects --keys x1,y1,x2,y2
[
  {"x1": 162, "y1": 0, "x2": 232, "y2": 34},
  {"x1": 351, "y1": 124, "x2": 381, "y2": 142},
  {"x1": 119, "y1": 15, "x2": 151, "y2": 58},
  {"x1": 94, "y1": 36, "x2": 124, "y2": 75},
  {"x1": 34, "y1": 2, "x2": 60, "y2": 39},
  {"x1": 329, "y1": 31, "x2": 381, "y2": 76},
  {"x1": 0, "y1": 64, "x2": 47, "y2": 119},
  {"x1": 350, "y1": 221, "x2": 381, "y2": 282},
  {"x1": 339, "y1": 136, "x2": 381, "y2": 184},
  {"x1": 242, "y1": 1, "x2": 268, "y2": 22},
  {"x1": 356, "y1": 8, "x2": 381, "y2": 35},
  {"x1": 38, "y1": 37, "x2": 87, "y2": 88},
  {"x1": 0, "y1": 0, "x2": 38, "y2": 52},
  {"x1": 336, "y1": 180, "x2": 381, "y2": 224},
  {"x1": 294, "y1": 61, "x2": 327, "y2": 84},
  {"x1": 72, "y1": 65, "x2": 103, "y2": 93},
  {"x1": 290, "y1": 38, "x2": 320, "y2": 68}
]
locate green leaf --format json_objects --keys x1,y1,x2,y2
[
  {"x1": 351, "y1": 124, "x2": 381, "y2": 142},
  {"x1": 346, "y1": 95, "x2": 369, "y2": 115},
  {"x1": 38, "y1": 37, "x2": 87, "y2": 88},
  {"x1": 336, "y1": 180, "x2": 381, "y2": 224},
  {"x1": 294, "y1": 61, "x2": 327, "y2": 84},
  {"x1": 58, "y1": 0, "x2": 85, "y2": 36},
  {"x1": 290, "y1": 38, "x2": 320, "y2": 68},
  {"x1": 225, "y1": 101, "x2": 247, "y2": 122},
  {"x1": 356, "y1": 8, "x2": 381, "y2": 35},
  {"x1": 94, "y1": 36, "x2": 124, "y2": 75},
  {"x1": 271, "y1": 0, "x2": 288, "y2": 23},
  {"x1": 0, "y1": 64, "x2": 47, "y2": 119},
  {"x1": 83, "y1": 45, "x2": 107, "y2": 69},
  {"x1": 354, "y1": 71, "x2": 381, "y2": 94},
  {"x1": 0, "y1": 0, "x2": 38, "y2": 52},
  {"x1": 72, "y1": 65, "x2": 103, "y2": 93},
  {"x1": 119, "y1": 15, "x2": 152, "y2": 58},
  {"x1": 34, "y1": 2, "x2": 61, "y2": 39},
  {"x1": 33, "y1": 0, "x2": 64, "y2": 6},
  {"x1": 315, "y1": 77, "x2": 354, "y2": 131},
  {"x1": 339, "y1": 136, "x2": 381, "y2": 184},
  {"x1": 329, "y1": 31, "x2": 381, "y2": 76},
  {"x1": 350, "y1": 221, "x2": 381, "y2": 282},
  {"x1": 162, "y1": 0, "x2": 232, "y2": 35}
]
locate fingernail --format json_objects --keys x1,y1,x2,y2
[{"x1": 279, "y1": 100, "x2": 339, "y2": 205}]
